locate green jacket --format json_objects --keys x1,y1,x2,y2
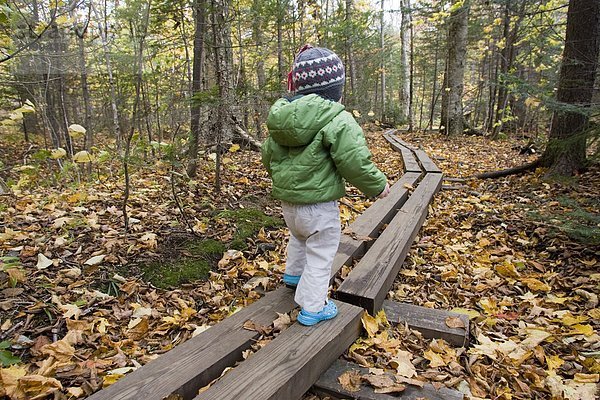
[{"x1": 261, "y1": 94, "x2": 387, "y2": 204}]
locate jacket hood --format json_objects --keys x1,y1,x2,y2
[{"x1": 266, "y1": 94, "x2": 345, "y2": 147}]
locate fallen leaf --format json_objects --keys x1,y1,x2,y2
[
  {"x1": 338, "y1": 369, "x2": 362, "y2": 392},
  {"x1": 36, "y1": 254, "x2": 53, "y2": 270},
  {"x1": 445, "y1": 316, "x2": 466, "y2": 329},
  {"x1": 84, "y1": 254, "x2": 106, "y2": 266},
  {"x1": 361, "y1": 312, "x2": 379, "y2": 338}
]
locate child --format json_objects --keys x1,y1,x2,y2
[{"x1": 261, "y1": 45, "x2": 390, "y2": 326}]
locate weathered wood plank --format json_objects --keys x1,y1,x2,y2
[
  {"x1": 313, "y1": 359, "x2": 464, "y2": 400},
  {"x1": 194, "y1": 302, "x2": 364, "y2": 400},
  {"x1": 383, "y1": 134, "x2": 421, "y2": 173},
  {"x1": 87, "y1": 288, "x2": 297, "y2": 400},
  {"x1": 348, "y1": 172, "x2": 421, "y2": 238},
  {"x1": 383, "y1": 301, "x2": 470, "y2": 347},
  {"x1": 332, "y1": 172, "x2": 420, "y2": 275},
  {"x1": 414, "y1": 149, "x2": 442, "y2": 174},
  {"x1": 335, "y1": 173, "x2": 443, "y2": 314}
]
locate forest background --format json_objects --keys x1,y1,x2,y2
[{"x1": 0, "y1": 0, "x2": 599, "y2": 399}]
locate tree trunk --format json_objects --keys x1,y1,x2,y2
[
  {"x1": 441, "y1": 0, "x2": 469, "y2": 135},
  {"x1": 345, "y1": 0, "x2": 357, "y2": 105},
  {"x1": 541, "y1": 0, "x2": 600, "y2": 176},
  {"x1": 211, "y1": 0, "x2": 233, "y2": 191},
  {"x1": 399, "y1": 0, "x2": 411, "y2": 124},
  {"x1": 187, "y1": 0, "x2": 207, "y2": 177},
  {"x1": 491, "y1": 0, "x2": 526, "y2": 138},
  {"x1": 380, "y1": 0, "x2": 386, "y2": 122},
  {"x1": 428, "y1": 42, "x2": 439, "y2": 130},
  {"x1": 93, "y1": 3, "x2": 122, "y2": 151}
]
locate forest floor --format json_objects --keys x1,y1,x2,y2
[{"x1": 0, "y1": 127, "x2": 599, "y2": 400}]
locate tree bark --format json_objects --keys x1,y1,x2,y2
[
  {"x1": 541, "y1": 0, "x2": 600, "y2": 176},
  {"x1": 441, "y1": 1, "x2": 470, "y2": 135},
  {"x1": 380, "y1": 0, "x2": 386, "y2": 122},
  {"x1": 187, "y1": 0, "x2": 207, "y2": 177},
  {"x1": 399, "y1": 0, "x2": 411, "y2": 125}
]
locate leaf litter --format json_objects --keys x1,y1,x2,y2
[{"x1": 1, "y1": 128, "x2": 599, "y2": 399}]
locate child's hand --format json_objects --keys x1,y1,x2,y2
[{"x1": 378, "y1": 182, "x2": 390, "y2": 198}]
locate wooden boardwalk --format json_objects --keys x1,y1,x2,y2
[{"x1": 88, "y1": 129, "x2": 468, "y2": 400}]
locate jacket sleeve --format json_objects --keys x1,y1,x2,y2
[
  {"x1": 261, "y1": 137, "x2": 273, "y2": 176},
  {"x1": 323, "y1": 114, "x2": 387, "y2": 197}
]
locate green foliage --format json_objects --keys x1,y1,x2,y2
[
  {"x1": 217, "y1": 208, "x2": 283, "y2": 250},
  {"x1": 529, "y1": 195, "x2": 600, "y2": 246},
  {"x1": 0, "y1": 341, "x2": 21, "y2": 367}
]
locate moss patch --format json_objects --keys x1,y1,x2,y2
[
  {"x1": 217, "y1": 208, "x2": 283, "y2": 250},
  {"x1": 528, "y1": 195, "x2": 600, "y2": 246},
  {"x1": 139, "y1": 239, "x2": 226, "y2": 289}
]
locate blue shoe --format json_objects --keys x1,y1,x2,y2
[
  {"x1": 297, "y1": 300, "x2": 338, "y2": 326},
  {"x1": 283, "y1": 273, "x2": 301, "y2": 288}
]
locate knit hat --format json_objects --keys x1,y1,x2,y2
[{"x1": 288, "y1": 45, "x2": 345, "y2": 102}]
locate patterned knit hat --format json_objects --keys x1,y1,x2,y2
[{"x1": 288, "y1": 45, "x2": 345, "y2": 102}]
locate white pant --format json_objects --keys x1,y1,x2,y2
[{"x1": 282, "y1": 200, "x2": 341, "y2": 313}]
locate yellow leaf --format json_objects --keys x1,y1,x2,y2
[
  {"x1": 495, "y1": 261, "x2": 520, "y2": 279},
  {"x1": 560, "y1": 312, "x2": 589, "y2": 326},
  {"x1": 375, "y1": 309, "x2": 389, "y2": 328},
  {"x1": 574, "y1": 373, "x2": 599, "y2": 383},
  {"x1": 73, "y1": 150, "x2": 94, "y2": 163},
  {"x1": 423, "y1": 349, "x2": 446, "y2": 368},
  {"x1": 68, "y1": 124, "x2": 86, "y2": 138},
  {"x1": 102, "y1": 373, "x2": 124, "y2": 387},
  {"x1": 479, "y1": 297, "x2": 498, "y2": 315},
  {"x1": 229, "y1": 144, "x2": 240, "y2": 152},
  {"x1": 361, "y1": 311, "x2": 379, "y2": 338},
  {"x1": 0, "y1": 365, "x2": 27, "y2": 398},
  {"x1": 390, "y1": 351, "x2": 416, "y2": 378},
  {"x1": 546, "y1": 354, "x2": 564, "y2": 372},
  {"x1": 450, "y1": 307, "x2": 481, "y2": 320},
  {"x1": 18, "y1": 375, "x2": 63, "y2": 398},
  {"x1": 521, "y1": 277, "x2": 551, "y2": 292},
  {"x1": 568, "y1": 324, "x2": 594, "y2": 336},
  {"x1": 51, "y1": 148, "x2": 67, "y2": 159}
]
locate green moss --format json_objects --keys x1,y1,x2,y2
[
  {"x1": 217, "y1": 208, "x2": 283, "y2": 250},
  {"x1": 528, "y1": 196, "x2": 600, "y2": 246},
  {"x1": 140, "y1": 239, "x2": 226, "y2": 289}
]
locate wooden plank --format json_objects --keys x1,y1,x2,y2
[
  {"x1": 383, "y1": 134, "x2": 422, "y2": 173},
  {"x1": 332, "y1": 172, "x2": 420, "y2": 275},
  {"x1": 313, "y1": 359, "x2": 464, "y2": 400},
  {"x1": 335, "y1": 173, "x2": 443, "y2": 314},
  {"x1": 383, "y1": 301, "x2": 470, "y2": 347},
  {"x1": 87, "y1": 288, "x2": 297, "y2": 400},
  {"x1": 194, "y1": 302, "x2": 364, "y2": 400},
  {"x1": 414, "y1": 149, "x2": 442, "y2": 174},
  {"x1": 347, "y1": 172, "x2": 421, "y2": 238}
]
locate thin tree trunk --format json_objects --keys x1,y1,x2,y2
[
  {"x1": 93, "y1": 3, "x2": 122, "y2": 150},
  {"x1": 187, "y1": 0, "x2": 207, "y2": 177},
  {"x1": 399, "y1": 0, "x2": 411, "y2": 124},
  {"x1": 428, "y1": 43, "x2": 439, "y2": 130},
  {"x1": 123, "y1": 0, "x2": 151, "y2": 231},
  {"x1": 380, "y1": 0, "x2": 386, "y2": 122}
]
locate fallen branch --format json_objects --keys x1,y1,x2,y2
[{"x1": 476, "y1": 158, "x2": 542, "y2": 179}]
